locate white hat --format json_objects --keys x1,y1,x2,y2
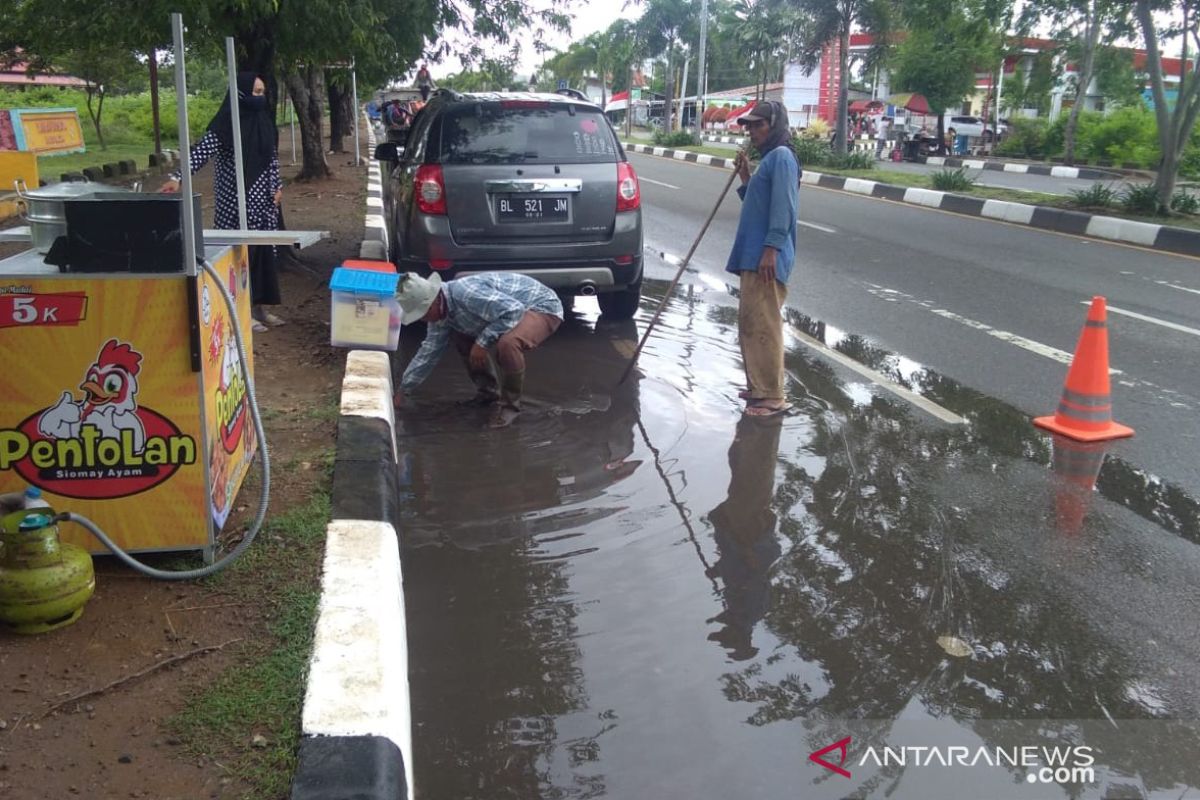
[{"x1": 395, "y1": 272, "x2": 443, "y2": 324}]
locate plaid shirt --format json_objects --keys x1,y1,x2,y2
[{"x1": 400, "y1": 272, "x2": 564, "y2": 392}]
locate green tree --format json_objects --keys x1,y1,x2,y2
[
  {"x1": 1091, "y1": 45, "x2": 1144, "y2": 110},
  {"x1": 796, "y1": 0, "x2": 891, "y2": 154},
  {"x1": 635, "y1": 0, "x2": 697, "y2": 131},
  {"x1": 890, "y1": 0, "x2": 1007, "y2": 153},
  {"x1": 1022, "y1": 0, "x2": 1133, "y2": 165},
  {"x1": 1134, "y1": 0, "x2": 1200, "y2": 211}
]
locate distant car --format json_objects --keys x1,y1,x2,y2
[
  {"x1": 373, "y1": 90, "x2": 644, "y2": 319},
  {"x1": 947, "y1": 115, "x2": 996, "y2": 141}
]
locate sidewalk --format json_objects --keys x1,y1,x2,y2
[{"x1": 622, "y1": 140, "x2": 1200, "y2": 258}]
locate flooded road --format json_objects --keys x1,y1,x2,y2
[{"x1": 394, "y1": 271, "x2": 1200, "y2": 800}]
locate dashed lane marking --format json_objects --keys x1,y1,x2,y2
[{"x1": 1101, "y1": 303, "x2": 1200, "y2": 339}]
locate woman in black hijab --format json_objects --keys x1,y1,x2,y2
[{"x1": 164, "y1": 72, "x2": 284, "y2": 331}]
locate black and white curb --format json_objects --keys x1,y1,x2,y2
[
  {"x1": 363, "y1": 121, "x2": 388, "y2": 261},
  {"x1": 290, "y1": 117, "x2": 411, "y2": 800},
  {"x1": 701, "y1": 133, "x2": 747, "y2": 146},
  {"x1": 922, "y1": 156, "x2": 1119, "y2": 181},
  {"x1": 622, "y1": 141, "x2": 1200, "y2": 258}
]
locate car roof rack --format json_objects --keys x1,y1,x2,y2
[
  {"x1": 555, "y1": 87, "x2": 589, "y2": 102},
  {"x1": 432, "y1": 87, "x2": 463, "y2": 102}
]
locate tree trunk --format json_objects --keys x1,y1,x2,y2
[
  {"x1": 149, "y1": 51, "x2": 161, "y2": 154},
  {"x1": 86, "y1": 87, "x2": 106, "y2": 150},
  {"x1": 286, "y1": 67, "x2": 330, "y2": 181},
  {"x1": 836, "y1": 25, "x2": 849, "y2": 155},
  {"x1": 1155, "y1": 150, "x2": 1180, "y2": 211},
  {"x1": 1064, "y1": 4, "x2": 1101, "y2": 167},
  {"x1": 328, "y1": 79, "x2": 351, "y2": 153}
]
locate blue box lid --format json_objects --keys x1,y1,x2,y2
[{"x1": 330, "y1": 267, "x2": 400, "y2": 296}]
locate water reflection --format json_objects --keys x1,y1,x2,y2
[{"x1": 705, "y1": 415, "x2": 785, "y2": 661}]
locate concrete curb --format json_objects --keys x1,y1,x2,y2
[
  {"x1": 622, "y1": 141, "x2": 1200, "y2": 258},
  {"x1": 291, "y1": 119, "x2": 411, "y2": 800}
]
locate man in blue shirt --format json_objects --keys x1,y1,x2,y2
[
  {"x1": 393, "y1": 272, "x2": 564, "y2": 427},
  {"x1": 727, "y1": 100, "x2": 799, "y2": 417}
]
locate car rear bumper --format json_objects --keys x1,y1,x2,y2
[{"x1": 396, "y1": 256, "x2": 643, "y2": 293}]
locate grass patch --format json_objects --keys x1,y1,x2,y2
[
  {"x1": 171, "y1": 587, "x2": 319, "y2": 799},
  {"x1": 170, "y1": 489, "x2": 331, "y2": 799},
  {"x1": 301, "y1": 401, "x2": 341, "y2": 422}
]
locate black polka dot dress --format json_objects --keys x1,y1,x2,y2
[{"x1": 178, "y1": 130, "x2": 283, "y2": 305}]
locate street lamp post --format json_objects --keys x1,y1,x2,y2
[{"x1": 697, "y1": 0, "x2": 709, "y2": 131}]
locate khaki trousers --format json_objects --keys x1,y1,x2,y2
[
  {"x1": 738, "y1": 273, "x2": 787, "y2": 403},
  {"x1": 452, "y1": 310, "x2": 561, "y2": 407}
]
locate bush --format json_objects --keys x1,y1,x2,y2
[
  {"x1": 1079, "y1": 105, "x2": 1158, "y2": 167},
  {"x1": 799, "y1": 118, "x2": 831, "y2": 140},
  {"x1": 1120, "y1": 183, "x2": 1164, "y2": 215},
  {"x1": 826, "y1": 150, "x2": 874, "y2": 170},
  {"x1": 792, "y1": 136, "x2": 831, "y2": 167},
  {"x1": 1069, "y1": 183, "x2": 1118, "y2": 209},
  {"x1": 994, "y1": 117, "x2": 1048, "y2": 159},
  {"x1": 652, "y1": 129, "x2": 699, "y2": 148},
  {"x1": 1171, "y1": 191, "x2": 1200, "y2": 215},
  {"x1": 931, "y1": 167, "x2": 977, "y2": 191}
]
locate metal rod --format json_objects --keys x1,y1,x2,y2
[
  {"x1": 171, "y1": 13, "x2": 197, "y2": 277},
  {"x1": 225, "y1": 38, "x2": 248, "y2": 230},
  {"x1": 618, "y1": 161, "x2": 740, "y2": 385},
  {"x1": 351, "y1": 59, "x2": 360, "y2": 166}
]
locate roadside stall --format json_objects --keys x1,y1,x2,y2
[{"x1": 0, "y1": 19, "x2": 325, "y2": 561}]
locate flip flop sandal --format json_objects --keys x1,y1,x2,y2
[
  {"x1": 263, "y1": 312, "x2": 287, "y2": 327},
  {"x1": 743, "y1": 402, "x2": 792, "y2": 418},
  {"x1": 251, "y1": 320, "x2": 269, "y2": 333}
]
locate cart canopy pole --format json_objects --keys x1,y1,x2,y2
[
  {"x1": 225, "y1": 38, "x2": 249, "y2": 231},
  {"x1": 171, "y1": 13, "x2": 198, "y2": 276}
]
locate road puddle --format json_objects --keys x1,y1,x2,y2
[{"x1": 395, "y1": 277, "x2": 1200, "y2": 799}]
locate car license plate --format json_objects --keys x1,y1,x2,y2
[{"x1": 496, "y1": 195, "x2": 569, "y2": 222}]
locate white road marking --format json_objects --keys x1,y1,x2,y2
[
  {"x1": 927, "y1": 308, "x2": 1124, "y2": 373},
  {"x1": 640, "y1": 177, "x2": 681, "y2": 190},
  {"x1": 1100, "y1": 303, "x2": 1200, "y2": 338},
  {"x1": 1155, "y1": 280, "x2": 1200, "y2": 297},
  {"x1": 798, "y1": 220, "x2": 836, "y2": 234},
  {"x1": 788, "y1": 327, "x2": 966, "y2": 425}
]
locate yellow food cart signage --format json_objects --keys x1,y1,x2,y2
[{"x1": 4, "y1": 108, "x2": 85, "y2": 155}]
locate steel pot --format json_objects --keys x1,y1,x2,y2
[{"x1": 14, "y1": 179, "x2": 115, "y2": 254}]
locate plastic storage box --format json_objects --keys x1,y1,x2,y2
[{"x1": 329, "y1": 267, "x2": 401, "y2": 350}]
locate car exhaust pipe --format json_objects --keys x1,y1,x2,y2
[{"x1": 578, "y1": 281, "x2": 598, "y2": 296}]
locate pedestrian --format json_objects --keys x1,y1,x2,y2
[
  {"x1": 729, "y1": 100, "x2": 799, "y2": 418},
  {"x1": 161, "y1": 72, "x2": 284, "y2": 333},
  {"x1": 416, "y1": 63, "x2": 434, "y2": 102},
  {"x1": 392, "y1": 272, "x2": 564, "y2": 428},
  {"x1": 875, "y1": 115, "x2": 890, "y2": 160},
  {"x1": 946, "y1": 126, "x2": 957, "y2": 156}
]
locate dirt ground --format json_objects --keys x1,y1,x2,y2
[{"x1": 0, "y1": 131, "x2": 368, "y2": 799}]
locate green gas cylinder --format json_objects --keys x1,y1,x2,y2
[{"x1": 0, "y1": 507, "x2": 95, "y2": 635}]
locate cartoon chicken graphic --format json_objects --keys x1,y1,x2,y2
[{"x1": 38, "y1": 339, "x2": 146, "y2": 453}]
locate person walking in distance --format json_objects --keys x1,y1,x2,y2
[
  {"x1": 875, "y1": 115, "x2": 890, "y2": 160},
  {"x1": 416, "y1": 63, "x2": 434, "y2": 102},
  {"x1": 162, "y1": 72, "x2": 284, "y2": 333},
  {"x1": 728, "y1": 101, "x2": 799, "y2": 417},
  {"x1": 392, "y1": 272, "x2": 564, "y2": 428}
]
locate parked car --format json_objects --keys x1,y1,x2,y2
[
  {"x1": 947, "y1": 115, "x2": 996, "y2": 140},
  {"x1": 373, "y1": 89, "x2": 645, "y2": 319}
]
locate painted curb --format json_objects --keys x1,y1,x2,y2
[
  {"x1": 622, "y1": 141, "x2": 1200, "y2": 258},
  {"x1": 291, "y1": 118, "x2": 412, "y2": 800}
]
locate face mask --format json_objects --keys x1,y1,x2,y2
[{"x1": 242, "y1": 95, "x2": 267, "y2": 112}]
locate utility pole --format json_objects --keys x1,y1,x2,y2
[{"x1": 697, "y1": 0, "x2": 709, "y2": 131}]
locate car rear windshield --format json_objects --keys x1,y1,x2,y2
[{"x1": 438, "y1": 104, "x2": 619, "y2": 165}]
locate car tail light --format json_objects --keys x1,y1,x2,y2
[
  {"x1": 615, "y1": 255, "x2": 634, "y2": 265},
  {"x1": 415, "y1": 165, "x2": 447, "y2": 215},
  {"x1": 429, "y1": 259, "x2": 453, "y2": 270},
  {"x1": 500, "y1": 100, "x2": 550, "y2": 109},
  {"x1": 616, "y1": 162, "x2": 640, "y2": 212}
]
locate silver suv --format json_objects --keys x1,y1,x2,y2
[{"x1": 374, "y1": 90, "x2": 644, "y2": 319}]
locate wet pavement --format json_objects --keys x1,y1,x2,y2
[{"x1": 394, "y1": 270, "x2": 1200, "y2": 799}]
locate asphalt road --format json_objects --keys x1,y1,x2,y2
[{"x1": 629, "y1": 150, "x2": 1200, "y2": 492}]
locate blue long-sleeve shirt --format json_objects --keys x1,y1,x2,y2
[
  {"x1": 400, "y1": 273, "x2": 564, "y2": 391},
  {"x1": 724, "y1": 147, "x2": 799, "y2": 284}
]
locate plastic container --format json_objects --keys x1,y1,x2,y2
[
  {"x1": 341, "y1": 259, "x2": 396, "y2": 274},
  {"x1": 23, "y1": 487, "x2": 50, "y2": 510},
  {"x1": 329, "y1": 267, "x2": 402, "y2": 351}
]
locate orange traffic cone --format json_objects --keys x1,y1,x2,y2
[
  {"x1": 1033, "y1": 296, "x2": 1134, "y2": 442},
  {"x1": 1050, "y1": 434, "x2": 1109, "y2": 535}
]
